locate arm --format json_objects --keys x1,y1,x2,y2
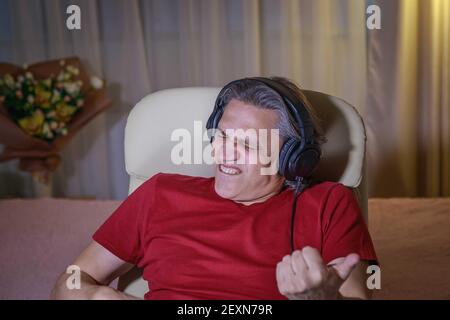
[
  {"x1": 51, "y1": 241, "x2": 140, "y2": 300},
  {"x1": 277, "y1": 184, "x2": 377, "y2": 300}
]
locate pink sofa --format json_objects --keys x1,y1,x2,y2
[
  {"x1": 1, "y1": 197, "x2": 449, "y2": 299},
  {"x1": 0, "y1": 198, "x2": 120, "y2": 299}
]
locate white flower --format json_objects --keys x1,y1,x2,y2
[
  {"x1": 27, "y1": 95, "x2": 34, "y2": 104},
  {"x1": 63, "y1": 83, "x2": 79, "y2": 95},
  {"x1": 17, "y1": 75, "x2": 25, "y2": 83},
  {"x1": 90, "y1": 76, "x2": 103, "y2": 89},
  {"x1": 51, "y1": 91, "x2": 61, "y2": 103},
  {"x1": 22, "y1": 63, "x2": 28, "y2": 70},
  {"x1": 66, "y1": 65, "x2": 80, "y2": 75},
  {"x1": 25, "y1": 72, "x2": 33, "y2": 80},
  {"x1": 4, "y1": 74, "x2": 14, "y2": 86},
  {"x1": 42, "y1": 122, "x2": 53, "y2": 139}
]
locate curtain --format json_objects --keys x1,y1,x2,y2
[
  {"x1": 367, "y1": 0, "x2": 450, "y2": 197},
  {"x1": 0, "y1": 0, "x2": 368, "y2": 199}
]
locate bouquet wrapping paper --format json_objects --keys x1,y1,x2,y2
[{"x1": 0, "y1": 57, "x2": 111, "y2": 189}]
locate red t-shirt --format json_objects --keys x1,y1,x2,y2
[{"x1": 93, "y1": 173, "x2": 377, "y2": 300}]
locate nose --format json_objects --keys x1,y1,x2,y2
[{"x1": 213, "y1": 136, "x2": 240, "y2": 164}]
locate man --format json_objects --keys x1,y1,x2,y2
[{"x1": 51, "y1": 77, "x2": 377, "y2": 300}]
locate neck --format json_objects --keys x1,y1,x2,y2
[{"x1": 234, "y1": 183, "x2": 285, "y2": 206}]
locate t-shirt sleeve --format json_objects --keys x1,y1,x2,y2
[
  {"x1": 321, "y1": 184, "x2": 378, "y2": 265},
  {"x1": 92, "y1": 174, "x2": 159, "y2": 266}
]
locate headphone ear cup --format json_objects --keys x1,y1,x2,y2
[
  {"x1": 278, "y1": 138, "x2": 299, "y2": 178},
  {"x1": 285, "y1": 144, "x2": 321, "y2": 181},
  {"x1": 206, "y1": 107, "x2": 224, "y2": 143}
]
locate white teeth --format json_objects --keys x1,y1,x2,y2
[{"x1": 220, "y1": 165, "x2": 240, "y2": 175}]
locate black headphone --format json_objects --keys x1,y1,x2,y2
[{"x1": 206, "y1": 77, "x2": 322, "y2": 181}]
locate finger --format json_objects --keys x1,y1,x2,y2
[
  {"x1": 281, "y1": 254, "x2": 299, "y2": 276},
  {"x1": 331, "y1": 253, "x2": 360, "y2": 281},
  {"x1": 275, "y1": 262, "x2": 285, "y2": 284},
  {"x1": 291, "y1": 250, "x2": 307, "y2": 275},
  {"x1": 301, "y1": 246, "x2": 326, "y2": 272},
  {"x1": 277, "y1": 258, "x2": 296, "y2": 280},
  {"x1": 276, "y1": 261, "x2": 296, "y2": 295}
]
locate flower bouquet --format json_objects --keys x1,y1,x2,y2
[{"x1": 0, "y1": 57, "x2": 111, "y2": 196}]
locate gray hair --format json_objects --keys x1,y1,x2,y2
[{"x1": 217, "y1": 76, "x2": 327, "y2": 188}]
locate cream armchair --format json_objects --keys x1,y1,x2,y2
[{"x1": 118, "y1": 87, "x2": 368, "y2": 298}]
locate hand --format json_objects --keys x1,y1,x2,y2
[{"x1": 276, "y1": 246, "x2": 360, "y2": 300}]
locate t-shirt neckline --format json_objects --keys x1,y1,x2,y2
[{"x1": 208, "y1": 177, "x2": 292, "y2": 211}]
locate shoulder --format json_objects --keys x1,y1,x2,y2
[
  {"x1": 154, "y1": 172, "x2": 213, "y2": 187},
  {"x1": 302, "y1": 180, "x2": 354, "y2": 204},
  {"x1": 299, "y1": 180, "x2": 359, "y2": 222},
  {"x1": 306, "y1": 181, "x2": 362, "y2": 227},
  {"x1": 139, "y1": 172, "x2": 213, "y2": 194}
]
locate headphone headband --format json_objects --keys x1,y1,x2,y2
[
  {"x1": 206, "y1": 77, "x2": 315, "y2": 145},
  {"x1": 249, "y1": 77, "x2": 315, "y2": 144}
]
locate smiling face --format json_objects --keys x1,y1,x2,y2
[{"x1": 212, "y1": 98, "x2": 285, "y2": 205}]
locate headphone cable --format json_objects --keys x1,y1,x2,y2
[{"x1": 290, "y1": 176, "x2": 307, "y2": 254}]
